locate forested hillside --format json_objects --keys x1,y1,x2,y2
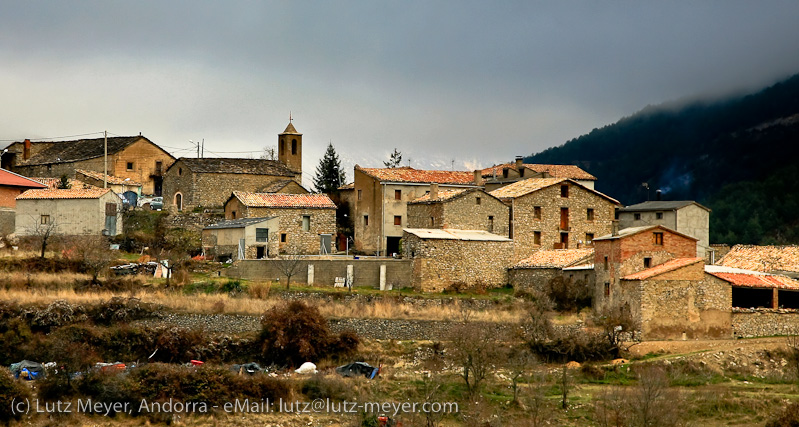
[{"x1": 526, "y1": 74, "x2": 799, "y2": 245}]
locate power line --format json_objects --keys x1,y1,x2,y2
[{"x1": 0, "y1": 131, "x2": 105, "y2": 143}]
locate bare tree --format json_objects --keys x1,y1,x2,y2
[
  {"x1": 63, "y1": 235, "x2": 113, "y2": 283},
  {"x1": 594, "y1": 365, "x2": 683, "y2": 427},
  {"x1": 593, "y1": 302, "x2": 640, "y2": 358},
  {"x1": 274, "y1": 245, "x2": 306, "y2": 290},
  {"x1": 447, "y1": 310, "x2": 502, "y2": 396},
  {"x1": 261, "y1": 146, "x2": 278, "y2": 160},
  {"x1": 506, "y1": 346, "x2": 536, "y2": 404},
  {"x1": 25, "y1": 215, "x2": 59, "y2": 258}
]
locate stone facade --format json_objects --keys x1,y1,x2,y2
[
  {"x1": 403, "y1": 230, "x2": 514, "y2": 292},
  {"x1": 620, "y1": 264, "x2": 731, "y2": 340},
  {"x1": 499, "y1": 181, "x2": 617, "y2": 261},
  {"x1": 509, "y1": 267, "x2": 594, "y2": 295},
  {"x1": 593, "y1": 226, "x2": 698, "y2": 311},
  {"x1": 407, "y1": 188, "x2": 510, "y2": 236}
]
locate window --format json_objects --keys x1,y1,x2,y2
[
  {"x1": 256, "y1": 228, "x2": 268, "y2": 242},
  {"x1": 476, "y1": 197, "x2": 481, "y2": 205},
  {"x1": 364, "y1": 215, "x2": 369, "y2": 226},
  {"x1": 604, "y1": 282, "x2": 611, "y2": 297},
  {"x1": 430, "y1": 217, "x2": 435, "y2": 227},
  {"x1": 503, "y1": 169, "x2": 509, "y2": 178},
  {"x1": 155, "y1": 161, "x2": 163, "y2": 175},
  {"x1": 231, "y1": 210, "x2": 236, "y2": 219},
  {"x1": 604, "y1": 256, "x2": 609, "y2": 269},
  {"x1": 634, "y1": 213, "x2": 641, "y2": 220},
  {"x1": 587, "y1": 208, "x2": 595, "y2": 221},
  {"x1": 280, "y1": 233, "x2": 287, "y2": 243},
  {"x1": 534, "y1": 206, "x2": 542, "y2": 220},
  {"x1": 585, "y1": 233, "x2": 594, "y2": 243},
  {"x1": 126, "y1": 162, "x2": 134, "y2": 171},
  {"x1": 644, "y1": 257, "x2": 652, "y2": 268},
  {"x1": 656, "y1": 212, "x2": 663, "y2": 220},
  {"x1": 534, "y1": 231, "x2": 541, "y2": 245},
  {"x1": 40, "y1": 214, "x2": 50, "y2": 225},
  {"x1": 357, "y1": 189, "x2": 362, "y2": 200},
  {"x1": 291, "y1": 139, "x2": 297, "y2": 155},
  {"x1": 394, "y1": 190, "x2": 401, "y2": 200},
  {"x1": 653, "y1": 232, "x2": 664, "y2": 245},
  {"x1": 488, "y1": 215, "x2": 494, "y2": 233},
  {"x1": 302, "y1": 215, "x2": 311, "y2": 231},
  {"x1": 178, "y1": 167, "x2": 182, "y2": 176},
  {"x1": 394, "y1": 215, "x2": 401, "y2": 226},
  {"x1": 560, "y1": 184, "x2": 569, "y2": 198}
]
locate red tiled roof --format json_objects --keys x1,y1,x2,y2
[
  {"x1": 489, "y1": 177, "x2": 620, "y2": 205},
  {"x1": 717, "y1": 245, "x2": 799, "y2": 273},
  {"x1": 708, "y1": 272, "x2": 799, "y2": 290},
  {"x1": 76, "y1": 169, "x2": 141, "y2": 186},
  {"x1": 623, "y1": 257, "x2": 704, "y2": 280},
  {"x1": 515, "y1": 248, "x2": 594, "y2": 269},
  {"x1": 356, "y1": 166, "x2": 475, "y2": 185},
  {"x1": 480, "y1": 163, "x2": 596, "y2": 180},
  {"x1": 0, "y1": 169, "x2": 48, "y2": 189},
  {"x1": 232, "y1": 191, "x2": 336, "y2": 209},
  {"x1": 16, "y1": 188, "x2": 113, "y2": 200},
  {"x1": 31, "y1": 177, "x2": 61, "y2": 189}
]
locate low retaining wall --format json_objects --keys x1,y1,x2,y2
[
  {"x1": 225, "y1": 258, "x2": 413, "y2": 289},
  {"x1": 732, "y1": 309, "x2": 799, "y2": 338}
]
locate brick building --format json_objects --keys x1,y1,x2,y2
[
  {"x1": 403, "y1": 228, "x2": 513, "y2": 292},
  {"x1": 406, "y1": 186, "x2": 509, "y2": 236},
  {"x1": 224, "y1": 191, "x2": 336, "y2": 255},
  {"x1": 592, "y1": 224, "x2": 698, "y2": 311},
  {"x1": 510, "y1": 248, "x2": 594, "y2": 293},
  {"x1": 202, "y1": 217, "x2": 280, "y2": 261},
  {"x1": 5, "y1": 136, "x2": 174, "y2": 196},
  {"x1": 618, "y1": 200, "x2": 711, "y2": 259},
  {"x1": 478, "y1": 157, "x2": 597, "y2": 192},
  {"x1": 15, "y1": 188, "x2": 123, "y2": 236},
  {"x1": 352, "y1": 166, "x2": 478, "y2": 255},
  {"x1": 490, "y1": 177, "x2": 619, "y2": 261}
]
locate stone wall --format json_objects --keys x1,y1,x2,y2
[
  {"x1": 236, "y1": 207, "x2": 336, "y2": 255},
  {"x1": 404, "y1": 232, "x2": 514, "y2": 292},
  {"x1": 511, "y1": 182, "x2": 616, "y2": 261},
  {"x1": 224, "y1": 258, "x2": 413, "y2": 288},
  {"x1": 732, "y1": 309, "x2": 799, "y2": 338}
]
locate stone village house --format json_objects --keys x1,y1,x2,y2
[
  {"x1": 224, "y1": 191, "x2": 336, "y2": 255},
  {"x1": 490, "y1": 177, "x2": 620, "y2": 261},
  {"x1": 162, "y1": 121, "x2": 306, "y2": 212},
  {"x1": 406, "y1": 186, "x2": 509, "y2": 236},
  {"x1": 402, "y1": 228, "x2": 513, "y2": 292},
  {"x1": 618, "y1": 200, "x2": 711, "y2": 259},
  {"x1": 352, "y1": 166, "x2": 478, "y2": 255},
  {"x1": 509, "y1": 248, "x2": 595, "y2": 293},
  {"x1": 5, "y1": 136, "x2": 174, "y2": 196},
  {"x1": 15, "y1": 188, "x2": 124, "y2": 237}
]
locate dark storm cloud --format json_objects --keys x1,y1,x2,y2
[{"x1": 2, "y1": 1, "x2": 799, "y2": 184}]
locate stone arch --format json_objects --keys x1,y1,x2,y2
[{"x1": 174, "y1": 192, "x2": 183, "y2": 211}]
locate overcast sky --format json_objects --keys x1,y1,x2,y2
[{"x1": 2, "y1": 1, "x2": 799, "y2": 188}]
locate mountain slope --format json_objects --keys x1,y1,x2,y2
[{"x1": 525, "y1": 74, "x2": 799, "y2": 245}]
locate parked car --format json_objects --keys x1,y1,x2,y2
[{"x1": 138, "y1": 196, "x2": 163, "y2": 210}]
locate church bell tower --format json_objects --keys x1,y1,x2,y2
[{"x1": 278, "y1": 116, "x2": 302, "y2": 175}]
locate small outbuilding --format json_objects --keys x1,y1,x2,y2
[
  {"x1": 15, "y1": 188, "x2": 123, "y2": 236},
  {"x1": 202, "y1": 217, "x2": 280, "y2": 261}
]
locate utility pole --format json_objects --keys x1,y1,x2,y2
[
  {"x1": 201, "y1": 139, "x2": 204, "y2": 158},
  {"x1": 104, "y1": 130, "x2": 108, "y2": 189}
]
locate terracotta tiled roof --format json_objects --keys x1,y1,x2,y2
[
  {"x1": 76, "y1": 169, "x2": 141, "y2": 186},
  {"x1": 593, "y1": 224, "x2": 698, "y2": 242},
  {"x1": 514, "y1": 248, "x2": 594, "y2": 269},
  {"x1": 708, "y1": 272, "x2": 799, "y2": 290},
  {"x1": 622, "y1": 257, "x2": 704, "y2": 280},
  {"x1": 29, "y1": 177, "x2": 97, "y2": 190},
  {"x1": 257, "y1": 179, "x2": 305, "y2": 193},
  {"x1": 411, "y1": 189, "x2": 467, "y2": 203},
  {"x1": 31, "y1": 178, "x2": 61, "y2": 189},
  {"x1": 17, "y1": 188, "x2": 113, "y2": 200},
  {"x1": 480, "y1": 163, "x2": 596, "y2": 180},
  {"x1": 716, "y1": 245, "x2": 799, "y2": 273},
  {"x1": 175, "y1": 158, "x2": 298, "y2": 176},
  {"x1": 232, "y1": 191, "x2": 335, "y2": 209},
  {"x1": 338, "y1": 183, "x2": 355, "y2": 190},
  {"x1": 356, "y1": 166, "x2": 475, "y2": 185},
  {"x1": 489, "y1": 177, "x2": 620, "y2": 205},
  {"x1": 0, "y1": 169, "x2": 48, "y2": 189}
]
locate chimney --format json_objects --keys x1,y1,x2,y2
[
  {"x1": 23, "y1": 139, "x2": 31, "y2": 160},
  {"x1": 515, "y1": 156, "x2": 523, "y2": 169},
  {"x1": 473, "y1": 170, "x2": 484, "y2": 186},
  {"x1": 611, "y1": 220, "x2": 619, "y2": 237},
  {"x1": 656, "y1": 189, "x2": 662, "y2": 201},
  {"x1": 429, "y1": 183, "x2": 439, "y2": 200}
]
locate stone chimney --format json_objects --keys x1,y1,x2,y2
[
  {"x1": 473, "y1": 170, "x2": 484, "y2": 186},
  {"x1": 23, "y1": 139, "x2": 31, "y2": 160},
  {"x1": 515, "y1": 156, "x2": 523, "y2": 169},
  {"x1": 611, "y1": 220, "x2": 619, "y2": 237},
  {"x1": 429, "y1": 183, "x2": 439, "y2": 200},
  {"x1": 656, "y1": 189, "x2": 662, "y2": 201}
]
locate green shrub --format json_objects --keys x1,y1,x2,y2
[{"x1": 0, "y1": 367, "x2": 31, "y2": 425}]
